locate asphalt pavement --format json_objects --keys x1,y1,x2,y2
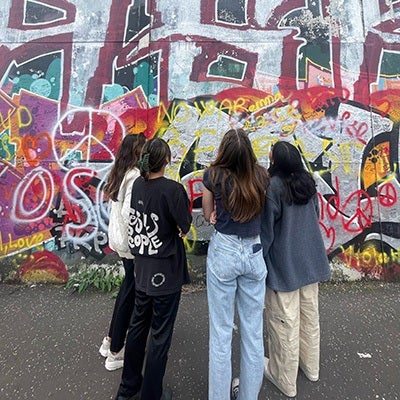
[{"x1": 0, "y1": 280, "x2": 399, "y2": 400}]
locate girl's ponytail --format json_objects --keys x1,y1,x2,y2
[
  {"x1": 138, "y1": 138, "x2": 171, "y2": 181},
  {"x1": 138, "y1": 152, "x2": 151, "y2": 181}
]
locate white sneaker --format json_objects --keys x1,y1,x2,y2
[
  {"x1": 99, "y1": 337, "x2": 110, "y2": 358},
  {"x1": 264, "y1": 357, "x2": 297, "y2": 398},
  {"x1": 302, "y1": 369, "x2": 319, "y2": 382},
  {"x1": 299, "y1": 361, "x2": 319, "y2": 382},
  {"x1": 105, "y1": 347, "x2": 125, "y2": 371},
  {"x1": 231, "y1": 377, "x2": 239, "y2": 400}
]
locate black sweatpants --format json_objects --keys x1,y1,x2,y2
[
  {"x1": 108, "y1": 257, "x2": 136, "y2": 353},
  {"x1": 116, "y1": 289, "x2": 181, "y2": 400}
]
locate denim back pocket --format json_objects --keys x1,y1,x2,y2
[
  {"x1": 248, "y1": 245, "x2": 267, "y2": 281},
  {"x1": 207, "y1": 232, "x2": 241, "y2": 281}
]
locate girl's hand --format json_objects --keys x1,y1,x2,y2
[
  {"x1": 209, "y1": 210, "x2": 217, "y2": 225},
  {"x1": 177, "y1": 226, "x2": 186, "y2": 238}
]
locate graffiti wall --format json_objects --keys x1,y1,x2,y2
[{"x1": 1, "y1": 0, "x2": 400, "y2": 283}]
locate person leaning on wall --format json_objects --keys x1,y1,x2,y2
[
  {"x1": 260, "y1": 140, "x2": 331, "y2": 398},
  {"x1": 100, "y1": 133, "x2": 146, "y2": 371},
  {"x1": 202, "y1": 128, "x2": 270, "y2": 400}
]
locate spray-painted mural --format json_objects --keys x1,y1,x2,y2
[{"x1": 1, "y1": 0, "x2": 400, "y2": 283}]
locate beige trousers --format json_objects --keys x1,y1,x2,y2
[{"x1": 265, "y1": 283, "x2": 320, "y2": 394}]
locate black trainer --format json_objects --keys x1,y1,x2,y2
[
  {"x1": 161, "y1": 387, "x2": 173, "y2": 400},
  {"x1": 114, "y1": 391, "x2": 140, "y2": 400}
]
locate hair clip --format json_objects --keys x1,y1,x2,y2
[{"x1": 139, "y1": 153, "x2": 150, "y2": 172}]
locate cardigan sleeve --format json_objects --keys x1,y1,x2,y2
[
  {"x1": 261, "y1": 179, "x2": 282, "y2": 257},
  {"x1": 312, "y1": 193, "x2": 320, "y2": 217},
  {"x1": 121, "y1": 168, "x2": 140, "y2": 221}
]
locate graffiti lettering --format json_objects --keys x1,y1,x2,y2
[
  {"x1": 0, "y1": 231, "x2": 44, "y2": 256},
  {"x1": 0, "y1": 0, "x2": 400, "y2": 283},
  {"x1": 11, "y1": 167, "x2": 54, "y2": 223}
]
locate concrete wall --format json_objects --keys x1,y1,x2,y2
[{"x1": 1, "y1": 0, "x2": 400, "y2": 283}]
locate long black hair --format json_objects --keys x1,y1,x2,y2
[
  {"x1": 103, "y1": 133, "x2": 146, "y2": 201},
  {"x1": 268, "y1": 141, "x2": 316, "y2": 205},
  {"x1": 138, "y1": 137, "x2": 171, "y2": 181}
]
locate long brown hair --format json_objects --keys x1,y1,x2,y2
[
  {"x1": 209, "y1": 128, "x2": 269, "y2": 222},
  {"x1": 104, "y1": 133, "x2": 146, "y2": 201}
]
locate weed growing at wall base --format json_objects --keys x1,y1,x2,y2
[{"x1": 65, "y1": 263, "x2": 124, "y2": 293}]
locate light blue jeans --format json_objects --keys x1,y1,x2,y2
[{"x1": 207, "y1": 231, "x2": 267, "y2": 400}]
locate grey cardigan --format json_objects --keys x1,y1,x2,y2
[{"x1": 261, "y1": 176, "x2": 331, "y2": 292}]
